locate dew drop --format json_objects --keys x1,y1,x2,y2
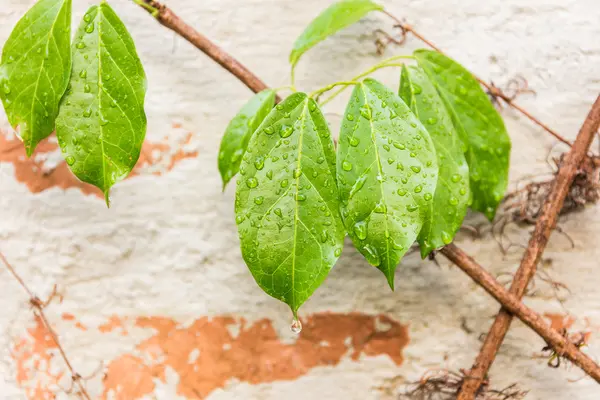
[
  {"x1": 82, "y1": 109, "x2": 91, "y2": 118},
  {"x1": 426, "y1": 117, "x2": 437, "y2": 125},
  {"x1": 254, "y1": 158, "x2": 265, "y2": 170},
  {"x1": 407, "y1": 204, "x2": 418, "y2": 212},
  {"x1": 424, "y1": 193, "x2": 432, "y2": 201},
  {"x1": 353, "y1": 221, "x2": 367, "y2": 240},
  {"x1": 85, "y1": 24, "x2": 94, "y2": 34},
  {"x1": 83, "y1": 13, "x2": 92, "y2": 22},
  {"x1": 414, "y1": 185, "x2": 423, "y2": 193},
  {"x1": 346, "y1": 113, "x2": 354, "y2": 121},
  {"x1": 317, "y1": 156, "x2": 325, "y2": 164},
  {"x1": 409, "y1": 152, "x2": 416, "y2": 158},
  {"x1": 264, "y1": 126, "x2": 274, "y2": 135},
  {"x1": 79, "y1": 70, "x2": 87, "y2": 78},
  {"x1": 246, "y1": 177, "x2": 258, "y2": 188},
  {"x1": 274, "y1": 208, "x2": 283, "y2": 217},
  {"x1": 451, "y1": 174, "x2": 461, "y2": 183},
  {"x1": 349, "y1": 136, "x2": 359, "y2": 147},
  {"x1": 449, "y1": 196, "x2": 459, "y2": 206},
  {"x1": 235, "y1": 215, "x2": 245, "y2": 224},
  {"x1": 360, "y1": 106, "x2": 371, "y2": 120},
  {"x1": 297, "y1": 194, "x2": 306, "y2": 201},
  {"x1": 334, "y1": 248, "x2": 342, "y2": 257},
  {"x1": 441, "y1": 231, "x2": 452, "y2": 244},
  {"x1": 280, "y1": 125, "x2": 293, "y2": 138},
  {"x1": 363, "y1": 244, "x2": 380, "y2": 266},
  {"x1": 84, "y1": 84, "x2": 91, "y2": 93},
  {"x1": 293, "y1": 168, "x2": 302, "y2": 178},
  {"x1": 254, "y1": 196, "x2": 264, "y2": 205},
  {"x1": 280, "y1": 179, "x2": 289, "y2": 188},
  {"x1": 65, "y1": 155, "x2": 75, "y2": 166},
  {"x1": 342, "y1": 161, "x2": 352, "y2": 171},
  {"x1": 308, "y1": 101, "x2": 317, "y2": 112},
  {"x1": 459, "y1": 187, "x2": 467, "y2": 195},
  {"x1": 393, "y1": 142, "x2": 406, "y2": 150},
  {"x1": 291, "y1": 318, "x2": 302, "y2": 334},
  {"x1": 266, "y1": 170, "x2": 273, "y2": 180},
  {"x1": 410, "y1": 165, "x2": 421, "y2": 173},
  {"x1": 413, "y1": 84, "x2": 422, "y2": 94},
  {"x1": 397, "y1": 188, "x2": 407, "y2": 196}
]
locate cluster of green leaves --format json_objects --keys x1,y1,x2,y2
[
  {"x1": 0, "y1": 0, "x2": 146, "y2": 204},
  {"x1": 219, "y1": 0, "x2": 511, "y2": 316}
]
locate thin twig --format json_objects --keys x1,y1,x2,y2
[
  {"x1": 380, "y1": 10, "x2": 573, "y2": 147},
  {"x1": 135, "y1": 0, "x2": 281, "y2": 102},
  {"x1": 440, "y1": 244, "x2": 600, "y2": 385},
  {"x1": 0, "y1": 252, "x2": 91, "y2": 400},
  {"x1": 457, "y1": 95, "x2": 600, "y2": 399}
]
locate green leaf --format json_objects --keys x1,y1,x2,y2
[
  {"x1": 399, "y1": 65, "x2": 470, "y2": 257},
  {"x1": 414, "y1": 50, "x2": 511, "y2": 220},
  {"x1": 235, "y1": 93, "x2": 344, "y2": 316},
  {"x1": 218, "y1": 90, "x2": 276, "y2": 189},
  {"x1": 56, "y1": 3, "x2": 147, "y2": 204},
  {"x1": 337, "y1": 78, "x2": 438, "y2": 288},
  {"x1": 0, "y1": 0, "x2": 72, "y2": 157},
  {"x1": 289, "y1": 0, "x2": 383, "y2": 67}
]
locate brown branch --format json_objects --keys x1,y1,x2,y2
[
  {"x1": 457, "y1": 94, "x2": 600, "y2": 399},
  {"x1": 134, "y1": 1, "x2": 600, "y2": 391},
  {"x1": 0, "y1": 252, "x2": 91, "y2": 400},
  {"x1": 136, "y1": 0, "x2": 281, "y2": 102},
  {"x1": 381, "y1": 10, "x2": 573, "y2": 147},
  {"x1": 440, "y1": 244, "x2": 600, "y2": 385}
]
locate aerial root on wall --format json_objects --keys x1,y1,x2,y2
[{"x1": 398, "y1": 369, "x2": 528, "y2": 400}]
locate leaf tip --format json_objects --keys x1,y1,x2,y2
[
  {"x1": 104, "y1": 190, "x2": 111, "y2": 208},
  {"x1": 385, "y1": 273, "x2": 395, "y2": 291}
]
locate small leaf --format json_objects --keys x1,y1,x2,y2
[
  {"x1": 399, "y1": 65, "x2": 470, "y2": 257},
  {"x1": 338, "y1": 78, "x2": 438, "y2": 288},
  {"x1": 0, "y1": 0, "x2": 72, "y2": 156},
  {"x1": 218, "y1": 90, "x2": 276, "y2": 189},
  {"x1": 289, "y1": 0, "x2": 383, "y2": 67},
  {"x1": 235, "y1": 93, "x2": 344, "y2": 316},
  {"x1": 414, "y1": 50, "x2": 511, "y2": 220},
  {"x1": 56, "y1": 3, "x2": 147, "y2": 203}
]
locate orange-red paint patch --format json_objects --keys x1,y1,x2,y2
[
  {"x1": 0, "y1": 127, "x2": 197, "y2": 198},
  {"x1": 12, "y1": 312, "x2": 409, "y2": 399}
]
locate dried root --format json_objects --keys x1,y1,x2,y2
[
  {"x1": 542, "y1": 329, "x2": 589, "y2": 369},
  {"x1": 493, "y1": 154, "x2": 600, "y2": 253},
  {"x1": 374, "y1": 24, "x2": 408, "y2": 55},
  {"x1": 487, "y1": 76, "x2": 536, "y2": 109},
  {"x1": 399, "y1": 369, "x2": 528, "y2": 399}
]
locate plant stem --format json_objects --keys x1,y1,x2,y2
[
  {"x1": 319, "y1": 57, "x2": 411, "y2": 106},
  {"x1": 0, "y1": 252, "x2": 92, "y2": 400},
  {"x1": 309, "y1": 81, "x2": 358, "y2": 99},
  {"x1": 440, "y1": 244, "x2": 600, "y2": 385},
  {"x1": 381, "y1": 10, "x2": 573, "y2": 147},
  {"x1": 456, "y1": 94, "x2": 600, "y2": 399},
  {"x1": 134, "y1": 0, "x2": 281, "y2": 102}
]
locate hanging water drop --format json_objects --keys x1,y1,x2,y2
[{"x1": 291, "y1": 318, "x2": 302, "y2": 334}]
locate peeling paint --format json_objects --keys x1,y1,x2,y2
[
  {"x1": 11, "y1": 312, "x2": 409, "y2": 399},
  {"x1": 0, "y1": 128, "x2": 198, "y2": 198}
]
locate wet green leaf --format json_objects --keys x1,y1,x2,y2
[
  {"x1": 414, "y1": 49, "x2": 511, "y2": 220},
  {"x1": 399, "y1": 65, "x2": 470, "y2": 257},
  {"x1": 235, "y1": 93, "x2": 344, "y2": 316},
  {"x1": 290, "y1": 0, "x2": 383, "y2": 67},
  {"x1": 218, "y1": 90, "x2": 276, "y2": 189},
  {"x1": 56, "y1": 3, "x2": 147, "y2": 204},
  {"x1": 338, "y1": 78, "x2": 438, "y2": 288},
  {"x1": 0, "y1": 0, "x2": 72, "y2": 156}
]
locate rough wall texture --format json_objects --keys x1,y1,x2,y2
[{"x1": 1, "y1": 0, "x2": 600, "y2": 398}]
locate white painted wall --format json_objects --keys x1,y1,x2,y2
[{"x1": 1, "y1": 0, "x2": 600, "y2": 398}]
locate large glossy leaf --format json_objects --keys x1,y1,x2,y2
[
  {"x1": 399, "y1": 65, "x2": 470, "y2": 257},
  {"x1": 235, "y1": 93, "x2": 344, "y2": 315},
  {"x1": 218, "y1": 90, "x2": 276, "y2": 189},
  {"x1": 56, "y1": 3, "x2": 147, "y2": 204},
  {"x1": 0, "y1": 0, "x2": 72, "y2": 156},
  {"x1": 289, "y1": 0, "x2": 383, "y2": 67},
  {"x1": 414, "y1": 50, "x2": 511, "y2": 220},
  {"x1": 337, "y1": 78, "x2": 438, "y2": 288}
]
